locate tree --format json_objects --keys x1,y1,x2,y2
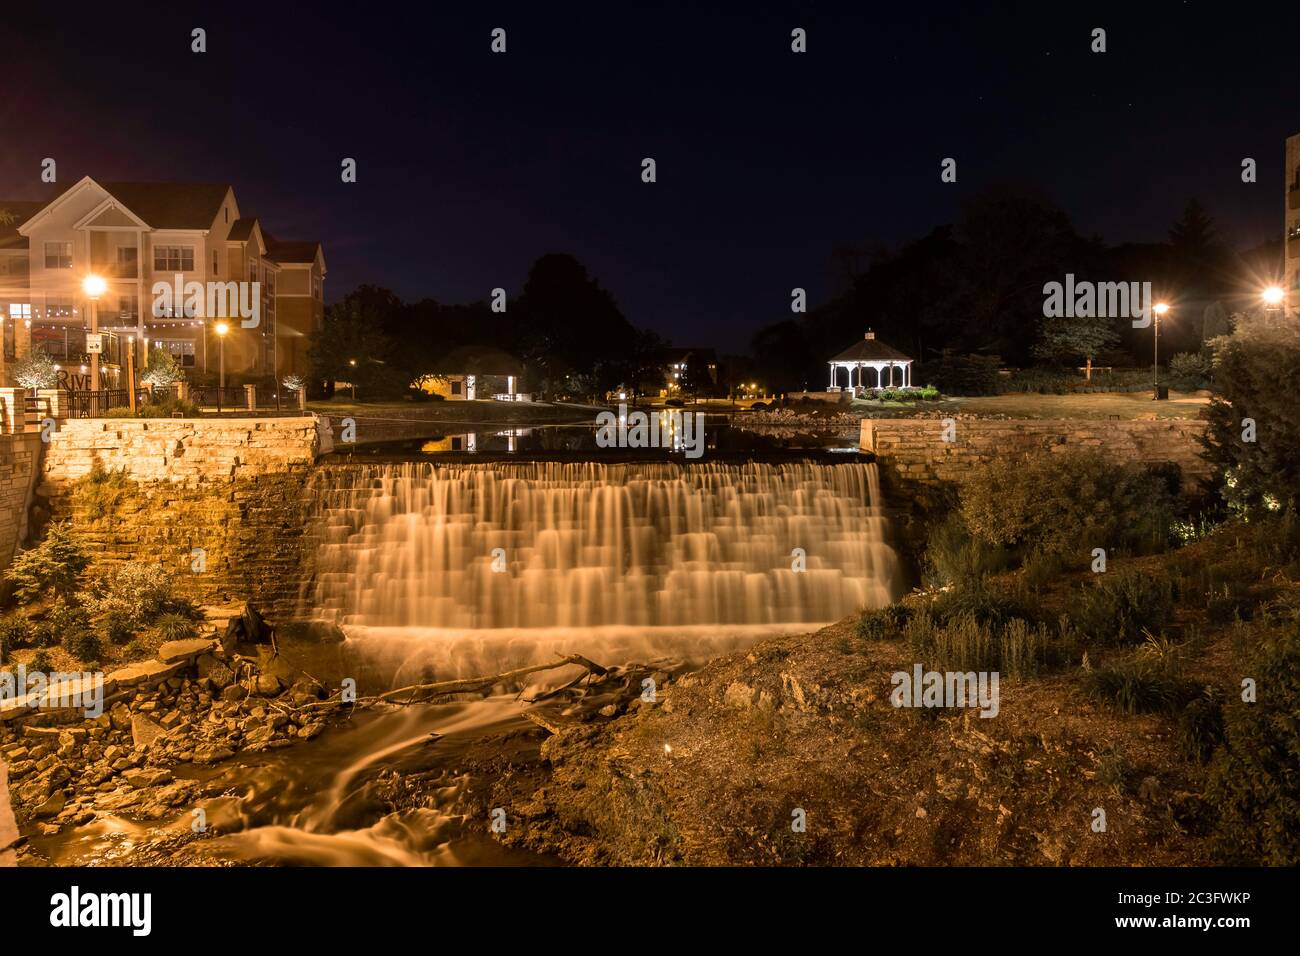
[
  {"x1": 310, "y1": 296, "x2": 405, "y2": 399},
  {"x1": 140, "y1": 346, "x2": 184, "y2": 389},
  {"x1": 1032, "y1": 313, "x2": 1120, "y2": 380},
  {"x1": 4, "y1": 521, "x2": 89, "y2": 604},
  {"x1": 12, "y1": 351, "x2": 58, "y2": 391},
  {"x1": 1201, "y1": 312, "x2": 1300, "y2": 514}
]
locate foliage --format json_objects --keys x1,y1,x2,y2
[
  {"x1": 1202, "y1": 313, "x2": 1300, "y2": 514},
  {"x1": 922, "y1": 513, "x2": 1011, "y2": 588},
  {"x1": 0, "y1": 613, "x2": 32, "y2": 660},
  {"x1": 1168, "y1": 351, "x2": 1212, "y2": 391},
  {"x1": 1205, "y1": 629, "x2": 1300, "y2": 865},
  {"x1": 154, "y1": 612, "x2": 197, "y2": 641},
  {"x1": 4, "y1": 522, "x2": 89, "y2": 603},
  {"x1": 282, "y1": 374, "x2": 306, "y2": 392},
  {"x1": 958, "y1": 449, "x2": 1177, "y2": 561},
  {"x1": 915, "y1": 352, "x2": 1002, "y2": 396},
  {"x1": 140, "y1": 346, "x2": 184, "y2": 389},
  {"x1": 855, "y1": 604, "x2": 912, "y2": 640},
  {"x1": 30, "y1": 649, "x2": 53, "y2": 673},
  {"x1": 64, "y1": 628, "x2": 103, "y2": 664},
  {"x1": 72, "y1": 459, "x2": 132, "y2": 521},
  {"x1": 11, "y1": 350, "x2": 58, "y2": 390},
  {"x1": 1072, "y1": 569, "x2": 1175, "y2": 645},
  {"x1": 38, "y1": 596, "x2": 92, "y2": 649},
  {"x1": 1084, "y1": 656, "x2": 1189, "y2": 714},
  {"x1": 106, "y1": 396, "x2": 201, "y2": 418},
  {"x1": 904, "y1": 608, "x2": 1053, "y2": 679},
  {"x1": 1032, "y1": 312, "x2": 1120, "y2": 369},
  {"x1": 83, "y1": 563, "x2": 174, "y2": 631}
]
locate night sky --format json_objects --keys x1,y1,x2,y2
[{"x1": 3, "y1": 2, "x2": 1296, "y2": 352}]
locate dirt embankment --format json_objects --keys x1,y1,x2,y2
[{"x1": 488, "y1": 612, "x2": 1223, "y2": 866}]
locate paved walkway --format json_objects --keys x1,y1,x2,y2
[{"x1": 0, "y1": 761, "x2": 17, "y2": 865}]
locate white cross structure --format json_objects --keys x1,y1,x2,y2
[{"x1": 827, "y1": 330, "x2": 914, "y2": 393}]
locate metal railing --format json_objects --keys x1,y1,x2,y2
[{"x1": 65, "y1": 388, "x2": 155, "y2": 419}]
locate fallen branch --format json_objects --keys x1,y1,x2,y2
[{"x1": 375, "y1": 654, "x2": 603, "y2": 706}]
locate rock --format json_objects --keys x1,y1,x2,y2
[
  {"x1": 221, "y1": 684, "x2": 249, "y2": 702},
  {"x1": 34, "y1": 791, "x2": 66, "y2": 819},
  {"x1": 159, "y1": 711, "x2": 183, "y2": 731},
  {"x1": 131, "y1": 715, "x2": 166, "y2": 750},
  {"x1": 109, "y1": 702, "x2": 132, "y2": 731},
  {"x1": 1138, "y1": 775, "x2": 1163, "y2": 804},
  {"x1": 255, "y1": 675, "x2": 283, "y2": 697},
  {"x1": 122, "y1": 768, "x2": 173, "y2": 789},
  {"x1": 723, "y1": 682, "x2": 759, "y2": 710},
  {"x1": 157, "y1": 638, "x2": 216, "y2": 664},
  {"x1": 197, "y1": 655, "x2": 235, "y2": 688},
  {"x1": 109, "y1": 659, "x2": 186, "y2": 690},
  {"x1": 192, "y1": 745, "x2": 234, "y2": 765}
]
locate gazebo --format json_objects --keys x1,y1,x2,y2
[{"x1": 827, "y1": 330, "x2": 914, "y2": 392}]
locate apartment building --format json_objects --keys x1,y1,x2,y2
[{"x1": 0, "y1": 177, "x2": 324, "y2": 389}]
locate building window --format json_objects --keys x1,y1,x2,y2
[
  {"x1": 213, "y1": 251, "x2": 219, "y2": 275},
  {"x1": 115, "y1": 295, "x2": 139, "y2": 322},
  {"x1": 249, "y1": 261, "x2": 257, "y2": 283},
  {"x1": 44, "y1": 241, "x2": 72, "y2": 269},
  {"x1": 451, "y1": 381, "x2": 462, "y2": 396},
  {"x1": 153, "y1": 246, "x2": 194, "y2": 272},
  {"x1": 266, "y1": 271, "x2": 275, "y2": 296},
  {"x1": 116, "y1": 247, "x2": 137, "y2": 276},
  {"x1": 312, "y1": 275, "x2": 321, "y2": 299},
  {"x1": 158, "y1": 339, "x2": 196, "y2": 368},
  {"x1": 42, "y1": 297, "x2": 76, "y2": 319},
  {"x1": 8, "y1": 304, "x2": 30, "y2": 321}
]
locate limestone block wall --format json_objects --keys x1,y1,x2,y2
[
  {"x1": 42, "y1": 415, "x2": 332, "y2": 486},
  {"x1": 861, "y1": 417, "x2": 1212, "y2": 498},
  {"x1": 0, "y1": 433, "x2": 45, "y2": 574}
]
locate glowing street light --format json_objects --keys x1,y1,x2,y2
[
  {"x1": 215, "y1": 321, "x2": 230, "y2": 413},
  {"x1": 1263, "y1": 285, "x2": 1284, "y2": 307},
  {"x1": 82, "y1": 274, "x2": 106, "y2": 399},
  {"x1": 1153, "y1": 302, "x2": 1170, "y2": 400}
]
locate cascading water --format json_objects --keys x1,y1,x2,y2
[{"x1": 300, "y1": 460, "x2": 903, "y2": 671}]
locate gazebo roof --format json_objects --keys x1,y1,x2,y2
[{"x1": 829, "y1": 332, "x2": 912, "y2": 364}]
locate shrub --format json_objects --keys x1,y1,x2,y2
[
  {"x1": 1168, "y1": 351, "x2": 1212, "y2": 391},
  {"x1": 1202, "y1": 314, "x2": 1300, "y2": 514},
  {"x1": 83, "y1": 562, "x2": 174, "y2": 631},
  {"x1": 1084, "y1": 657, "x2": 1187, "y2": 714},
  {"x1": 30, "y1": 649, "x2": 53, "y2": 673},
  {"x1": 4, "y1": 522, "x2": 89, "y2": 603},
  {"x1": 104, "y1": 611, "x2": 136, "y2": 646},
  {"x1": 154, "y1": 612, "x2": 196, "y2": 641},
  {"x1": 1205, "y1": 630, "x2": 1300, "y2": 864},
  {"x1": 905, "y1": 608, "x2": 1051, "y2": 678},
  {"x1": 916, "y1": 352, "x2": 1001, "y2": 396},
  {"x1": 72, "y1": 459, "x2": 133, "y2": 521},
  {"x1": 105, "y1": 396, "x2": 201, "y2": 419},
  {"x1": 0, "y1": 613, "x2": 33, "y2": 658},
  {"x1": 42, "y1": 597, "x2": 91, "y2": 647},
  {"x1": 1178, "y1": 695, "x2": 1225, "y2": 764},
  {"x1": 855, "y1": 605, "x2": 912, "y2": 641},
  {"x1": 64, "y1": 629, "x2": 103, "y2": 664},
  {"x1": 959, "y1": 449, "x2": 1177, "y2": 561},
  {"x1": 933, "y1": 583, "x2": 1032, "y2": 629},
  {"x1": 140, "y1": 346, "x2": 183, "y2": 389},
  {"x1": 923, "y1": 514, "x2": 1010, "y2": 588},
  {"x1": 1073, "y1": 569, "x2": 1175, "y2": 644}
]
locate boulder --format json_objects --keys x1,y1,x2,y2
[
  {"x1": 157, "y1": 638, "x2": 216, "y2": 664},
  {"x1": 131, "y1": 715, "x2": 165, "y2": 750}
]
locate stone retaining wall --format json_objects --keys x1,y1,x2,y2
[
  {"x1": 861, "y1": 417, "x2": 1212, "y2": 504},
  {"x1": 0, "y1": 433, "x2": 45, "y2": 575}
]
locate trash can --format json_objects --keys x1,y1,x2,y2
[{"x1": 1154, "y1": 384, "x2": 1169, "y2": 401}]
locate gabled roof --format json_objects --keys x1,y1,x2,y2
[
  {"x1": 0, "y1": 200, "x2": 48, "y2": 249},
  {"x1": 226, "y1": 217, "x2": 258, "y2": 242},
  {"x1": 96, "y1": 182, "x2": 231, "y2": 230},
  {"x1": 830, "y1": 333, "x2": 912, "y2": 364},
  {"x1": 263, "y1": 232, "x2": 323, "y2": 266}
]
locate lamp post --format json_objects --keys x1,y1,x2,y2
[
  {"x1": 1152, "y1": 302, "x2": 1170, "y2": 400},
  {"x1": 215, "y1": 321, "x2": 229, "y2": 413},
  {"x1": 349, "y1": 358, "x2": 357, "y2": 401},
  {"x1": 1263, "y1": 285, "x2": 1284, "y2": 325},
  {"x1": 82, "y1": 274, "x2": 106, "y2": 411},
  {"x1": 126, "y1": 335, "x2": 136, "y2": 415}
]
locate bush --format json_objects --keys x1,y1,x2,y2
[
  {"x1": 1205, "y1": 630, "x2": 1300, "y2": 864},
  {"x1": 933, "y1": 583, "x2": 1032, "y2": 629},
  {"x1": 154, "y1": 612, "x2": 197, "y2": 641},
  {"x1": 0, "y1": 613, "x2": 33, "y2": 659},
  {"x1": 83, "y1": 563, "x2": 174, "y2": 631},
  {"x1": 64, "y1": 629, "x2": 103, "y2": 664},
  {"x1": 915, "y1": 352, "x2": 1001, "y2": 396},
  {"x1": 105, "y1": 396, "x2": 202, "y2": 418},
  {"x1": 1084, "y1": 657, "x2": 1189, "y2": 714},
  {"x1": 1073, "y1": 569, "x2": 1175, "y2": 644},
  {"x1": 40, "y1": 597, "x2": 91, "y2": 648},
  {"x1": 104, "y1": 611, "x2": 136, "y2": 646},
  {"x1": 1178, "y1": 695, "x2": 1225, "y2": 764},
  {"x1": 1202, "y1": 314, "x2": 1300, "y2": 514},
  {"x1": 4, "y1": 522, "x2": 89, "y2": 603},
  {"x1": 1168, "y1": 351, "x2": 1212, "y2": 391},
  {"x1": 30, "y1": 649, "x2": 53, "y2": 673},
  {"x1": 923, "y1": 514, "x2": 1010, "y2": 588},
  {"x1": 855, "y1": 605, "x2": 912, "y2": 640},
  {"x1": 906, "y1": 609, "x2": 1051, "y2": 678},
  {"x1": 959, "y1": 449, "x2": 1177, "y2": 561},
  {"x1": 72, "y1": 459, "x2": 132, "y2": 521}
]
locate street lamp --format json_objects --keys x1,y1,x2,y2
[
  {"x1": 1263, "y1": 285, "x2": 1284, "y2": 307},
  {"x1": 349, "y1": 358, "x2": 357, "y2": 400},
  {"x1": 215, "y1": 321, "x2": 229, "y2": 413},
  {"x1": 82, "y1": 274, "x2": 106, "y2": 408},
  {"x1": 1153, "y1": 302, "x2": 1170, "y2": 400}
]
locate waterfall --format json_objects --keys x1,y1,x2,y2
[{"x1": 301, "y1": 460, "x2": 903, "y2": 634}]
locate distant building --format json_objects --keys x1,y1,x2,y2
[
  {"x1": 0, "y1": 177, "x2": 325, "y2": 389},
  {"x1": 656, "y1": 347, "x2": 718, "y2": 395},
  {"x1": 422, "y1": 345, "x2": 529, "y2": 402},
  {"x1": 1286, "y1": 133, "x2": 1300, "y2": 296}
]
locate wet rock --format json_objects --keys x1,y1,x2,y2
[
  {"x1": 122, "y1": 768, "x2": 173, "y2": 789},
  {"x1": 34, "y1": 791, "x2": 66, "y2": 819},
  {"x1": 193, "y1": 744, "x2": 234, "y2": 765}
]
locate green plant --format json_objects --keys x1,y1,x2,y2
[
  {"x1": 1205, "y1": 629, "x2": 1300, "y2": 864},
  {"x1": 855, "y1": 604, "x2": 912, "y2": 641},
  {"x1": 72, "y1": 459, "x2": 133, "y2": 521},
  {"x1": 42, "y1": 597, "x2": 91, "y2": 648},
  {"x1": 1178, "y1": 695, "x2": 1225, "y2": 764},
  {"x1": 1073, "y1": 570, "x2": 1175, "y2": 645},
  {"x1": 154, "y1": 612, "x2": 196, "y2": 641},
  {"x1": 0, "y1": 613, "x2": 33, "y2": 660},
  {"x1": 934, "y1": 583, "x2": 1031, "y2": 629},
  {"x1": 64, "y1": 629, "x2": 103, "y2": 664},
  {"x1": 959, "y1": 449, "x2": 1177, "y2": 560},
  {"x1": 104, "y1": 611, "x2": 135, "y2": 646},
  {"x1": 140, "y1": 346, "x2": 184, "y2": 389},
  {"x1": 4, "y1": 522, "x2": 89, "y2": 603},
  {"x1": 923, "y1": 513, "x2": 1010, "y2": 588},
  {"x1": 1168, "y1": 351, "x2": 1212, "y2": 391},
  {"x1": 11, "y1": 350, "x2": 58, "y2": 390},
  {"x1": 83, "y1": 562, "x2": 174, "y2": 631},
  {"x1": 30, "y1": 649, "x2": 53, "y2": 673},
  {"x1": 105, "y1": 396, "x2": 201, "y2": 418},
  {"x1": 1084, "y1": 657, "x2": 1185, "y2": 714}
]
